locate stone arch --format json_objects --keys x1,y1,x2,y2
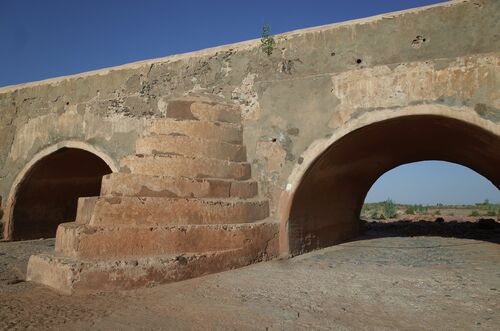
[
  {"x1": 3, "y1": 141, "x2": 118, "y2": 240},
  {"x1": 279, "y1": 105, "x2": 500, "y2": 256}
]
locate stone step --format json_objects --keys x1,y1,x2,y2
[
  {"x1": 100, "y1": 173, "x2": 258, "y2": 199},
  {"x1": 166, "y1": 99, "x2": 241, "y2": 124},
  {"x1": 147, "y1": 119, "x2": 242, "y2": 144},
  {"x1": 120, "y1": 154, "x2": 251, "y2": 179},
  {"x1": 27, "y1": 250, "x2": 240, "y2": 294},
  {"x1": 136, "y1": 134, "x2": 246, "y2": 162},
  {"x1": 75, "y1": 197, "x2": 98, "y2": 224},
  {"x1": 87, "y1": 197, "x2": 269, "y2": 227},
  {"x1": 54, "y1": 220, "x2": 278, "y2": 260},
  {"x1": 27, "y1": 229, "x2": 278, "y2": 294}
]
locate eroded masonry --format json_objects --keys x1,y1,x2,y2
[{"x1": 0, "y1": 0, "x2": 499, "y2": 293}]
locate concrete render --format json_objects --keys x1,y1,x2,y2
[{"x1": 0, "y1": 0, "x2": 499, "y2": 292}]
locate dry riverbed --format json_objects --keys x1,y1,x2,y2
[{"x1": 1, "y1": 220, "x2": 499, "y2": 330}]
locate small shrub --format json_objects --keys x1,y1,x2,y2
[
  {"x1": 383, "y1": 199, "x2": 396, "y2": 218},
  {"x1": 405, "y1": 205, "x2": 415, "y2": 215},
  {"x1": 469, "y1": 210, "x2": 480, "y2": 217},
  {"x1": 434, "y1": 210, "x2": 441, "y2": 216},
  {"x1": 414, "y1": 204, "x2": 428, "y2": 214}
]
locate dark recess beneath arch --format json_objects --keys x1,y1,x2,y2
[
  {"x1": 13, "y1": 148, "x2": 112, "y2": 240},
  {"x1": 288, "y1": 115, "x2": 500, "y2": 256}
]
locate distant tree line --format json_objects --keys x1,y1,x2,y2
[{"x1": 361, "y1": 198, "x2": 499, "y2": 219}]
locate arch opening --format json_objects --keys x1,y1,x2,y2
[
  {"x1": 12, "y1": 148, "x2": 112, "y2": 240},
  {"x1": 287, "y1": 115, "x2": 500, "y2": 256}
]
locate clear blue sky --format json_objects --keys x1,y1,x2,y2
[
  {"x1": 1, "y1": 0, "x2": 445, "y2": 86},
  {"x1": 1, "y1": 0, "x2": 498, "y2": 204},
  {"x1": 365, "y1": 161, "x2": 500, "y2": 205}
]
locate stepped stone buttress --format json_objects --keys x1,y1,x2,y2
[{"x1": 26, "y1": 97, "x2": 279, "y2": 294}]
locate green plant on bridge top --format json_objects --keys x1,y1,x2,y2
[{"x1": 260, "y1": 24, "x2": 276, "y2": 56}]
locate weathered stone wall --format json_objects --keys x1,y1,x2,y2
[{"x1": 0, "y1": 0, "x2": 499, "y2": 237}]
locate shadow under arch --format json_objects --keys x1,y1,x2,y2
[
  {"x1": 3, "y1": 141, "x2": 117, "y2": 240},
  {"x1": 283, "y1": 109, "x2": 500, "y2": 256}
]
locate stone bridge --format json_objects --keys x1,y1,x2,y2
[{"x1": 0, "y1": 0, "x2": 498, "y2": 293}]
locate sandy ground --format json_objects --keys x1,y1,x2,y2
[{"x1": 0, "y1": 220, "x2": 499, "y2": 331}]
